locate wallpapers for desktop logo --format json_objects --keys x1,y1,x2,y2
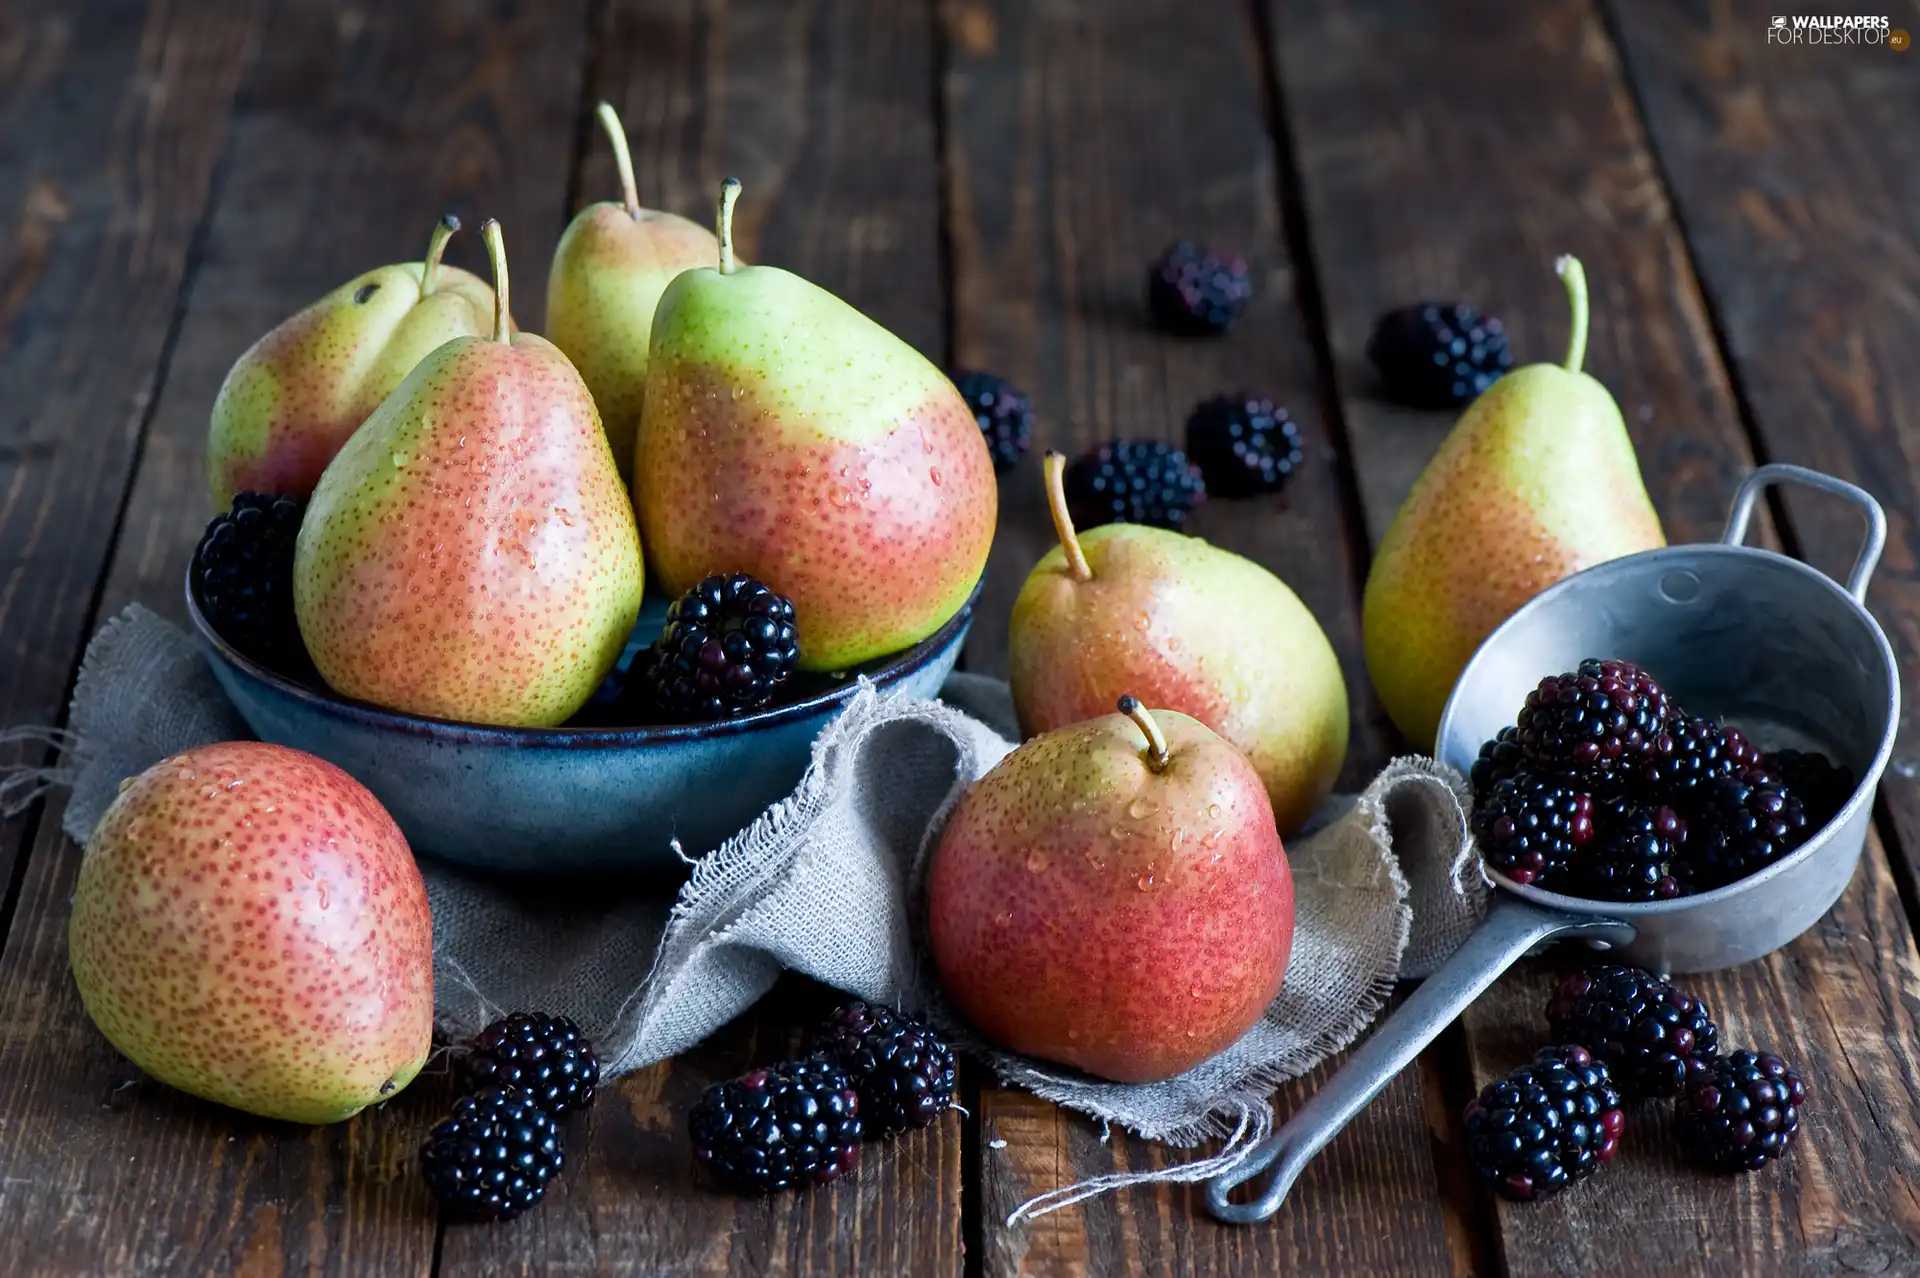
[{"x1": 1767, "y1": 14, "x2": 1906, "y2": 47}]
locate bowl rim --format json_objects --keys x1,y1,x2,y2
[
  {"x1": 1436, "y1": 539, "x2": 1902, "y2": 915},
  {"x1": 185, "y1": 567, "x2": 981, "y2": 747}
]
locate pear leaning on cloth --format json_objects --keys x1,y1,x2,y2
[
  {"x1": 69, "y1": 742, "x2": 433, "y2": 1125},
  {"x1": 634, "y1": 179, "x2": 997, "y2": 672},
  {"x1": 206, "y1": 215, "x2": 497, "y2": 506},
  {"x1": 1008, "y1": 452, "x2": 1348, "y2": 835},
  {"x1": 294, "y1": 220, "x2": 643, "y2": 728},
  {"x1": 1362, "y1": 255, "x2": 1664, "y2": 749},
  {"x1": 546, "y1": 102, "x2": 723, "y2": 483}
]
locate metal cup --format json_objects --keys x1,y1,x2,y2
[{"x1": 1207, "y1": 464, "x2": 1900, "y2": 1225}]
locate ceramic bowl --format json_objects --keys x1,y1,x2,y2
[{"x1": 186, "y1": 572, "x2": 977, "y2": 877}]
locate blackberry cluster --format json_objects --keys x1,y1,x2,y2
[
  {"x1": 1366, "y1": 302, "x2": 1513, "y2": 408},
  {"x1": 462, "y1": 1012, "x2": 600, "y2": 1115},
  {"x1": 952, "y1": 369, "x2": 1034, "y2": 473},
  {"x1": 420, "y1": 1012, "x2": 601, "y2": 1223},
  {"x1": 192, "y1": 492, "x2": 307, "y2": 671},
  {"x1": 1183, "y1": 394, "x2": 1303, "y2": 498},
  {"x1": 644, "y1": 574, "x2": 800, "y2": 720},
  {"x1": 1545, "y1": 965, "x2": 1718, "y2": 1099},
  {"x1": 1462, "y1": 1045, "x2": 1623, "y2": 1202},
  {"x1": 1676, "y1": 1051, "x2": 1807, "y2": 1173},
  {"x1": 1469, "y1": 657, "x2": 1846, "y2": 900},
  {"x1": 1062, "y1": 440, "x2": 1207, "y2": 531},
  {"x1": 809, "y1": 1001, "x2": 958, "y2": 1134},
  {"x1": 690, "y1": 1001, "x2": 958, "y2": 1195},
  {"x1": 1147, "y1": 241, "x2": 1253, "y2": 335},
  {"x1": 420, "y1": 1089, "x2": 566, "y2": 1222}
]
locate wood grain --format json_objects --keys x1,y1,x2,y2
[
  {"x1": 941, "y1": 0, "x2": 1461, "y2": 1273},
  {"x1": 437, "y1": 1, "x2": 963, "y2": 1274},
  {"x1": 0, "y1": 0, "x2": 594, "y2": 1273},
  {"x1": 1268, "y1": 0, "x2": 1920, "y2": 1271}
]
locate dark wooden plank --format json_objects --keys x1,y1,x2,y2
[
  {"x1": 437, "y1": 1, "x2": 963, "y2": 1274},
  {"x1": 1269, "y1": 0, "x2": 1920, "y2": 1271},
  {"x1": 0, "y1": 0, "x2": 254, "y2": 901},
  {"x1": 941, "y1": 0, "x2": 1462, "y2": 1273},
  {"x1": 0, "y1": 0, "x2": 595, "y2": 1273}
]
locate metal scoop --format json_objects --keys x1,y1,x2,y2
[{"x1": 1208, "y1": 464, "x2": 1900, "y2": 1225}]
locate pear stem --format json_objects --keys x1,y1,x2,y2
[
  {"x1": 421, "y1": 214, "x2": 459, "y2": 297},
  {"x1": 596, "y1": 102, "x2": 641, "y2": 219},
  {"x1": 481, "y1": 219, "x2": 511, "y2": 345},
  {"x1": 717, "y1": 178, "x2": 742, "y2": 276},
  {"x1": 1556, "y1": 254, "x2": 1590, "y2": 373},
  {"x1": 1117, "y1": 696, "x2": 1171, "y2": 773},
  {"x1": 1042, "y1": 451, "x2": 1094, "y2": 582}
]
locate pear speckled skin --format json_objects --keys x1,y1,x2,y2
[
  {"x1": 634, "y1": 251, "x2": 996, "y2": 673},
  {"x1": 1009, "y1": 526, "x2": 1349, "y2": 836},
  {"x1": 928, "y1": 708, "x2": 1294, "y2": 1083},
  {"x1": 1362, "y1": 363, "x2": 1664, "y2": 751},
  {"x1": 206, "y1": 257, "x2": 496, "y2": 506},
  {"x1": 546, "y1": 202, "x2": 718, "y2": 482},
  {"x1": 68, "y1": 742, "x2": 433, "y2": 1125},
  {"x1": 294, "y1": 330, "x2": 643, "y2": 727}
]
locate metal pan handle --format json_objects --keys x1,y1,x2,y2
[
  {"x1": 1206, "y1": 897, "x2": 1634, "y2": 1225},
  {"x1": 1722, "y1": 464, "x2": 1887, "y2": 605}
]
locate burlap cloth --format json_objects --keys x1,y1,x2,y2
[{"x1": 2, "y1": 604, "x2": 1489, "y2": 1217}]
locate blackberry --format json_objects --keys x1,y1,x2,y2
[
  {"x1": 1676, "y1": 1050, "x2": 1806, "y2": 1173},
  {"x1": 1572, "y1": 799, "x2": 1682, "y2": 902},
  {"x1": 1471, "y1": 770, "x2": 1593, "y2": 888},
  {"x1": 1462, "y1": 1045, "x2": 1623, "y2": 1203},
  {"x1": 192, "y1": 492, "x2": 307, "y2": 670},
  {"x1": 1763, "y1": 749, "x2": 1854, "y2": 828},
  {"x1": 644, "y1": 574, "x2": 799, "y2": 720},
  {"x1": 1677, "y1": 775, "x2": 1810, "y2": 890},
  {"x1": 462, "y1": 1013, "x2": 600, "y2": 1115},
  {"x1": 689, "y1": 1059, "x2": 862, "y2": 1194},
  {"x1": 809, "y1": 1001, "x2": 958, "y2": 1135},
  {"x1": 1147, "y1": 241, "x2": 1253, "y2": 335},
  {"x1": 1545, "y1": 965, "x2": 1718, "y2": 1099},
  {"x1": 1366, "y1": 302, "x2": 1513, "y2": 409},
  {"x1": 1469, "y1": 727, "x2": 1526, "y2": 801},
  {"x1": 1183, "y1": 394, "x2": 1304, "y2": 498},
  {"x1": 952, "y1": 369, "x2": 1033, "y2": 473},
  {"x1": 1633, "y1": 714, "x2": 1739, "y2": 799},
  {"x1": 420, "y1": 1089, "x2": 565, "y2": 1222},
  {"x1": 1514, "y1": 659, "x2": 1673, "y2": 793},
  {"x1": 1062, "y1": 440, "x2": 1206, "y2": 531},
  {"x1": 1720, "y1": 725, "x2": 1767, "y2": 775}
]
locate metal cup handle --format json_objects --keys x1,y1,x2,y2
[
  {"x1": 1206, "y1": 898, "x2": 1635, "y2": 1224},
  {"x1": 1722, "y1": 463, "x2": 1887, "y2": 605}
]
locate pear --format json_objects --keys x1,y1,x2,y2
[
  {"x1": 69, "y1": 742, "x2": 433, "y2": 1124},
  {"x1": 206, "y1": 215, "x2": 497, "y2": 506},
  {"x1": 1008, "y1": 453, "x2": 1348, "y2": 834},
  {"x1": 294, "y1": 220, "x2": 643, "y2": 728},
  {"x1": 634, "y1": 180, "x2": 996, "y2": 671},
  {"x1": 1362, "y1": 255, "x2": 1664, "y2": 749},
  {"x1": 546, "y1": 103, "x2": 723, "y2": 482},
  {"x1": 928, "y1": 697, "x2": 1294, "y2": 1083}
]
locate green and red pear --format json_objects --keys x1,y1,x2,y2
[
  {"x1": 633, "y1": 179, "x2": 996, "y2": 672},
  {"x1": 294, "y1": 219, "x2": 643, "y2": 727},
  {"x1": 206, "y1": 215, "x2": 498, "y2": 506}
]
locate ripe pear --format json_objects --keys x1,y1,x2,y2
[
  {"x1": 1362, "y1": 255, "x2": 1665, "y2": 749},
  {"x1": 294, "y1": 220, "x2": 643, "y2": 727},
  {"x1": 1008, "y1": 453, "x2": 1348, "y2": 834},
  {"x1": 69, "y1": 742, "x2": 433, "y2": 1124},
  {"x1": 546, "y1": 103, "x2": 723, "y2": 482},
  {"x1": 633, "y1": 180, "x2": 996, "y2": 671},
  {"x1": 206, "y1": 215, "x2": 497, "y2": 506},
  {"x1": 929, "y1": 698, "x2": 1294, "y2": 1083}
]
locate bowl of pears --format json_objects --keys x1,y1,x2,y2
[{"x1": 188, "y1": 109, "x2": 996, "y2": 876}]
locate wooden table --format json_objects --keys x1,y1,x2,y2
[{"x1": 4, "y1": 0, "x2": 1920, "y2": 1272}]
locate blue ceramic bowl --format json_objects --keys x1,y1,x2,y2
[{"x1": 186, "y1": 572, "x2": 976, "y2": 877}]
